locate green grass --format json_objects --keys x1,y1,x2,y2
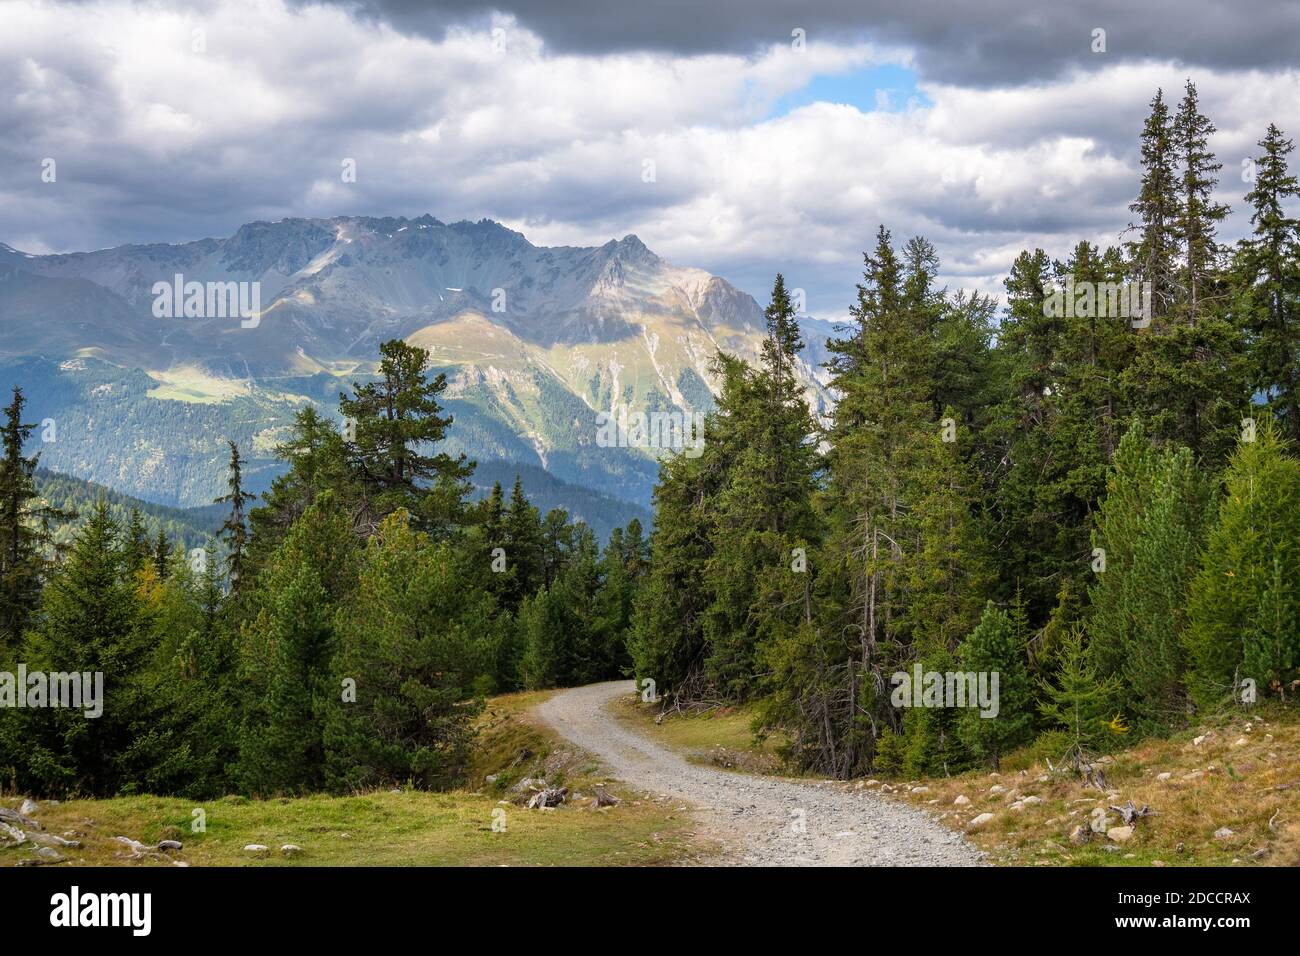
[
  {"x1": 610, "y1": 696, "x2": 789, "y2": 775},
  {"x1": 1, "y1": 690, "x2": 698, "y2": 868}
]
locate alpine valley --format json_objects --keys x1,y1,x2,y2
[{"x1": 0, "y1": 216, "x2": 834, "y2": 535}]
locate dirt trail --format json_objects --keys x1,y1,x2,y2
[{"x1": 535, "y1": 680, "x2": 985, "y2": 867}]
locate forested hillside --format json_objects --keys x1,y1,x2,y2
[
  {"x1": 630, "y1": 82, "x2": 1300, "y2": 779},
  {"x1": 34, "y1": 469, "x2": 225, "y2": 553},
  {"x1": 0, "y1": 82, "x2": 1295, "y2": 807},
  {"x1": 0, "y1": 340, "x2": 647, "y2": 798}
]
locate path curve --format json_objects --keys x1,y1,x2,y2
[{"x1": 535, "y1": 680, "x2": 985, "y2": 867}]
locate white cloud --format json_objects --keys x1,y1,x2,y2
[{"x1": 1, "y1": 0, "x2": 1298, "y2": 317}]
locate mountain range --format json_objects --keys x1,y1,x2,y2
[{"x1": 0, "y1": 216, "x2": 833, "y2": 529}]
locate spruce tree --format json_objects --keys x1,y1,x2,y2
[
  {"x1": 1173, "y1": 79, "x2": 1230, "y2": 325},
  {"x1": 1239, "y1": 124, "x2": 1300, "y2": 441},
  {"x1": 957, "y1": 601, "x2": 1035, "y2": 770},
  {"x1": 988, "y1": 248, "x2": 1082, "y2": 621},
  {"x1": 1124, "y1": 83, "x2": 1248, "y2": 465},
  {"x1": 247, "y1": 405, "x2": 350, "y2": 570},
  {"x1": 1039, "y1": 626, "x2": 1124, "y2": 768},
  {"x1": 702, "y1": 274, "x2": 819, "y2": 698},
  {"x1": 1186, "y1": 414, "x2": 1300, "y2": 705},
  {"x1": 124, "y1": 508, "x2": 150, "y2": 575},
  {"x1": 325, "y1": 512, "x2": 498, "y2": 791},
  {"x1": 19, "y1": 500, "x2": 145, "y2": 795},
  {"x1": 152, "y1": 528, "x2": 171, "y2": 581},
  {"x1": 501, "y1": 477, "x2": 544, "y2": 610},
  {"x1": 628, "y1": 430, "x2": 719, "y2": 700},
  {"x1": 215, "y1": 440, "x2": 255, "y2": 591},
  {"x1": 1126, "y1": 88, "x2": 1180, "y2": 321},
  {"x1": 235, "y1": 494, "x2": 359, "y2": 794},
  {"x1": 0, "y1": 386, "x2": 67, "y2": 646},
  {"x1": 1086, "y1": 424, "x2": 1213, "y2": 734},
  {"x1": 903, "y1": 407, "x2": 994, "y2": 653}
]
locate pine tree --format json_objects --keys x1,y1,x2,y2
[
  {"x1": 1055, "y1": 241, "x2": 1134, "y2": 459},
  {"x1": 236, "y1": 561, "x2": 332, "y2": 794},
  {"x1": 1127, "y1": 88, "x2": 1179, "y2": 321},
  {"x1": 501, "y1": 476, "x2": 544, "y2": 610},
  {"x1": 988, "y1": 248, "x2": 1083, "y2": 621},
  {"x1": 826, "y1": 227, "x2": 932, "y2": 702},
  {"x1": 18, "y1": 500, "x2": 146, "y2": 795},
  {"x1": 540, "y1": 508, "x2": 574, "y2": 588},
  {"x1": 764, "y1": 228, "x2": 987, "y2": 776},
  {"x1": 1123, "y1": 84, "x2": 1247, "y2": 465},
  {"x1": 957, "y1": 600, "x2": 1035, "y2": 769},
  {"x1": 628, "y1": 433, "x2": 718, "y2": 700},
  {"x1": 339, "y1": 339, "x2": 473, "y2": 535},
  {"x1": 324, "y1": 512, "x2": 498, "y2": 791},
  {"x1": 1186, "y1": 414, "x2": 1300, "y2": 705},
  {"x1": 1173, "y1": 80, "x2": 1230, "y2": 326},
  {"x1": 247, "y1": 405, "x2": 350, "y2": 569},
  {"x1": 903, "y1": 408, "x2": 995, "y2": 652},
  {"x1": 0, "y1": 386, "x2": 68, "y2": 646},
  {"x1": 124, "y1": 508, "x2": 150, "y2": 575},
  {"x1": 1246, "y1": 556, "x2": 1298, "y2": 701},
  {"x1": 215, "y1": 440, "x2": 255, "y2": 591},
  {"x1": 518, "y1": 584, "x2": 583, "y2": 689},
  {"x1": 235, "y1": 494, "x2": 359, "y2": 794},
  {"x1": 152, "y1": 528, "x2": 171, "y2": 581},
  {"x1": 702, "y1": 274, "x2": 820, "y2": 698},
  {"x1": 591, "y1": 526, "x2": 637, "y2": 676},
  {"x1": 1039, "y1": 626, "x2": 1125, "y2": 769},
  {"x1": 558, "y1": 523, "x2": 607, "y2": 683},
  {"x1": 1239, "y1": 124, "x2": 1300, "y2": 441},
  {"x1": 1086, "y1": 423, "x2": 1213, "y2": 734},
  {"x1": 622, "y1": 517, "x2": 649, "y2": 578}
]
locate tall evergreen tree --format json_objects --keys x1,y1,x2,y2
[
  {"x1": 1239, "y1": 124, "x2": 1300, "y2": 441},
  {"x1": 18, "y1": 501, "x2": 145, "y2": 795},
  {"x1": 324, "y1": 512, "x2": 499, "y2": 791},
  {"x1": 339, "y1": 339, "x2": 474, "y2": 535},
  {"x1": 702, "y1": 274, "x2": 820, "y2": 698},
  {"x1": 1085, "y1": 423, "x2": 1214, "y2": 734},
  {"x1": 0, "y1": 386, "x2": 67, "y2": 646},
  {"x1": 235, "y1": 494, "x2": 359, "y2": 794},
  {"x1": 1186, "y1": 414, "x2": 1300, "y2": 705},
  {"x1": 1173, "y1": 79, "x2": 1230, "y2": 325},
  {"x1": 1126, "y1": 88, "x2": 1179, "y2": 321},
  {"x1": 247, "y1": 405, "x2": 350, "y2": 570},
  {"x1": 1124, "y1": 82, "x2": 1247, "y2": 464},
  {"x1": 501, "y1": 476, "x2": 544, "y2": 611},
  {"x1": 215, "y1": 440, "x2": 255, "y2": 591},
  {"x1": 152, "y1": 528, "x2": 172, "y2": 582},
  {"x1": 124, "y1": 508, "x2": 150, "y2": 575}
]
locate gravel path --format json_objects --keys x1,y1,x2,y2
[{"x1": 535, "y1": 680, "x2": 986, "y2": 867}]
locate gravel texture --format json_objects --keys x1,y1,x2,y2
[{"x1": 536, "y1": 680, "x2": 986, "y2": 867}]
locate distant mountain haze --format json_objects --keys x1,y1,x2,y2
[{"x1": 0, "y1": 217, "x2": 833, "y2": 520}]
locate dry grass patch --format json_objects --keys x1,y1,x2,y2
[
  {"x1": 885, "y1": 708, "x2": 1300, "y2": 867},
  {"x1": 609, "y1": 695, "x2": 790, "y2": 776}
]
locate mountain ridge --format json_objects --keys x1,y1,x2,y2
[{"x1": 0, "y1": 216, "x2": 833, "y2": 511}]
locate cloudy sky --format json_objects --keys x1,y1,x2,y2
[{"x1": 3, "y1": 0, "x2": 1299, "y2": 317}]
